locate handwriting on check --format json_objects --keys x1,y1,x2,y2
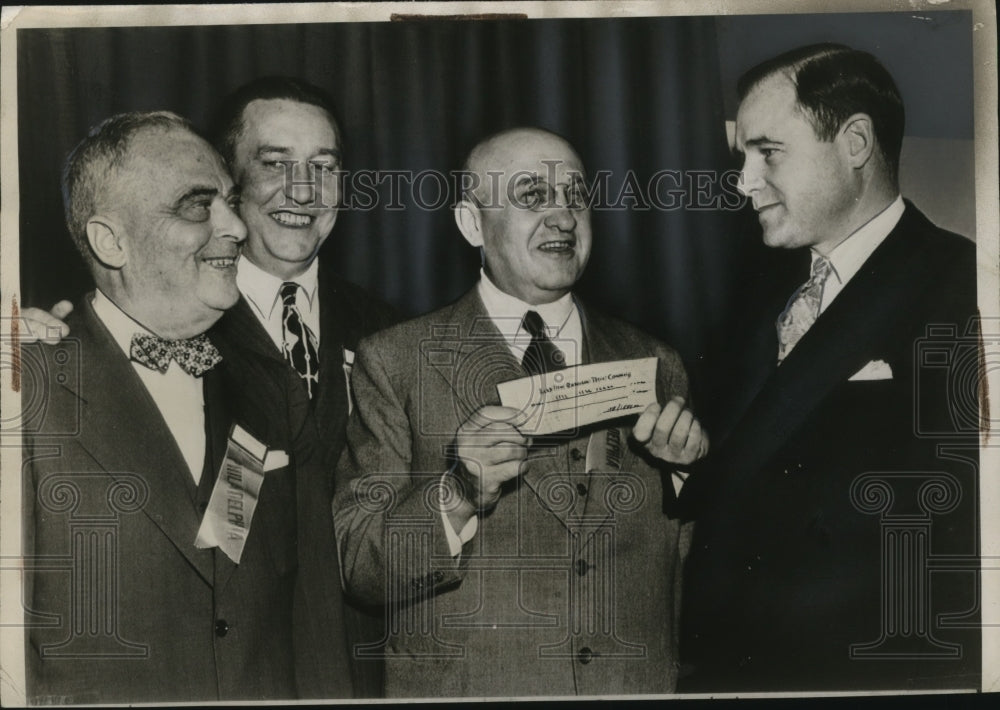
[{"x1": 496, "y1": 357, "x2": 658, "y2": 435}]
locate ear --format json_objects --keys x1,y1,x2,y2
[
  {"x1": 85, "y1": 217, "x2": 128, "y2": 269},
  {"x1": 840, "y1": 113, "x2": 876, "y2": 169},
  {"x1": 454, "y1": 199, "x2": 484, "y2": 248}
]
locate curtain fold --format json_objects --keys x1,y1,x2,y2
[{"x1": 17, "y1": 18, "x2": 749, "y2": 374}]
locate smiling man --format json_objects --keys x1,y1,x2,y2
[
  {"x1": 22, "y1": 112, "x2": 323, "y2": 702},
  {"x1": 332, "y1": 127, "x2": 708, "y2": 697},
  {"x1": 680, "y1": 44, "x2": 980, "y2": 692}
]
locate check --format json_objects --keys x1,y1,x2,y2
[{"x1": 496, "y1": 357, "x2": 658, "y2": 436}]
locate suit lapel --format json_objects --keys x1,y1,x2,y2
[
  {"x1": 201, "y1": 368, "x2": 240, "y2": 590},
  {"x1": 313, "y1": 268, "x2": 350, "y2": 467},
  {"x1": 72, "y1": 298, "x2": 214, "y2": 585},
  {"x1": 713, "y1": 206, "x2": 942, "y2": 497}
]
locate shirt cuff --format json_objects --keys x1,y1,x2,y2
[
  {"x1": 671, "y1": 470, "x2": 690, "y2": 498},
  {"x1": 440, "y1": 472, "x2": 479, "y2": 557}
]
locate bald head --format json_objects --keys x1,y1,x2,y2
[
  {"x1": 455, "y1": 127, "x2": 592, "y2": 305},
  {"x1": 462, "y1": 128, "x2": 585, "y2": 205}
]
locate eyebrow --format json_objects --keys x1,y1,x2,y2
[
  {"x1": 256, "y1": 145, "x2": 342, "y2": 160},
  {"x1": 173, "y1": 186, "x2": 219, "y2": 209}
]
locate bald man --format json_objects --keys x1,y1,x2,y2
[{"x1": 332, "y1": 127, "x2": 707, "y2": 697}]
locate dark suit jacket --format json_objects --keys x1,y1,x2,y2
[
  {"x1": 333, "y1": 288, "x2": 694, "y2": 697},
  {"x1": 22, "y1": 295, "x2": 317, "y2": 703},
  {"x1": 211, "y1": 266, "x2": 398, "y2": 698},
  {"x1": 680, "y1": 202, "x2": 981, "y2": 692}
]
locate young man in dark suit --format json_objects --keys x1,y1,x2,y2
[
  {"x1": 21, "y1": 112, "x2": 317, "y2": 702},
  {"x1": 333, "y1": 127, "x2": 709, "y2": 696},
  {"x1": 680, "y1": 44, "x2": 980, "y2": 692}
]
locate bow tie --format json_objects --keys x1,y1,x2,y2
[{"x1": 129, "y1": 332, "x2": 222, "y2": 377}]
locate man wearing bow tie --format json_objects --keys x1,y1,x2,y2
[
  {"x1": 680, "y1": 44, "x2": 980, "y2": 692},
  {"x1": 333, "y1": 127, "x2": 708, "y2": 696},
  {"x1": 21, "y1": 112, "x2": 320, "y2": 702}
]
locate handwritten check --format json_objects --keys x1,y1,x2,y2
[{"x1": 496, "y1": 357, "x2": 658, "y2": 436}]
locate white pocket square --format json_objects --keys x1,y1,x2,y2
[{"x1": 849, "y1": 359, "x2": 893, "y2": 381}]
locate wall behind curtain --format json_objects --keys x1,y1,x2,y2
[{"x1": 17, "y1": 18, "x2": 750, "y2": 394}]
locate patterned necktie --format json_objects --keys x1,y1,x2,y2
[
  {"x1": 130, "y1": 333, "x2": 221, "y2": 377},
  {"x1": 280, "y1": 281, "x2": 320, "y2": 398},
  {"x1": 776, "y1": 255, "x2": 834, "y2": 363},
  {"x1": 521, "y1": 310, "x2": 566, "y2": 375}
]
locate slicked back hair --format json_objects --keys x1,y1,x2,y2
[
  {"x1": 209, "y1": 76, "x2": 341, "y2": 169},
  {"x1": 737, "y1": 43, "x2": 904, "y2": 182},
  {"x1": 62, "y1": 110, "x2": 194, "y2": 267}
]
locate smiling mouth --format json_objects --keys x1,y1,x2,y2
[
  {"x1": 754, "y1": 202, "x2": 780, "y2": 213},
  {"x1": 538, "y1": 239, "x2": 576, "y2": 254},
  {"x1": 202, "y1": 256, "x2": 237, "y2": 269},
  {"x1": 271, "y1": 211, "x2": 314, "y2": 228}
]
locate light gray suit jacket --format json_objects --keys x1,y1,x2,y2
[{"x1": 333, "y1": 288, "x2": 693, "y2": 697}]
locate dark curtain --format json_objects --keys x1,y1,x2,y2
[{"x1": 17, "y1": 18, "x2": 757, "y2": 402}]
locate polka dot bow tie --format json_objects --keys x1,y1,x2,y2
[{"x1": 129, "y1": 332, "x2": 222, "y2": 377}]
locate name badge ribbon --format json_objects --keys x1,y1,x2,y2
[
  {"x1": 497, "y1": 357, "x2": 658, "y2": 436},
  {"x1": 194, "y1": 424, "x2": 287, "y2": 564}
]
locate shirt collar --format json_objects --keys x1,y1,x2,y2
[
  {"x1": 476, "y1": 268, "x2": 576, "y2": 340},
  {"x1": 91, "y1": 289, "x2": 157, "y2": 358},
  {"x1": 236, "y1": 255, "x2": 320, "y2": 318},
  {"x1": 813, "y1": 195, "x2": 904, "y2": 284}
]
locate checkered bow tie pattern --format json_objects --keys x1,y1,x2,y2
[
  {"x1": 280, "y1": 281, "x2": 320, "y2": 398},
  {"x1": 129, "y1": 332, "x2": 222, "y2": 377},
  {"x1": 776, "y1": 256, "x2": 834, "y2": 363}
]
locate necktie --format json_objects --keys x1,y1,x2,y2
[
  {"x1": 130, "y1": 332, "x2": 221, "y2": 377},
  {"x1": 280, "y1": 281, "x2": 320, "y2": 398},
  {"x1": 776, "y1": 256, "x2": 833, "y2": 362},
  {"x1": 521, "y1": 310, "x2": 566, "y2": 375}
]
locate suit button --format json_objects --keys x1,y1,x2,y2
[
  {"x1": 215, "y1": 619, "x2": 229, "y2": 637},
  {"x1": 570, "y1": 448, "x2": 585, "y2": 462},
  {"x1": 433, "y1": 570, "x2": 445, "y2": 583},
  {"x1": 575, "y1": 559, "x2": 589, "y2": 576},
  {"x1": 576, "y1": 483, "x2": 588, "y2": 496},
  {"x1": 578, "y1": 647, "x2": 593, "y2": 664}
]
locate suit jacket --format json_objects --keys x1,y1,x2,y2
[
  {"x1": 333, "y1": 288, "x2": 694, "y2": 697},
  {"x1": 211, "y1": 266, "x2": 398, "y2": 698},
  {"x1": 22, "y1": 295, "x2": 316, "y2": 703},
  {"x1": 680, "y1": 202, "x2": 981, "y2": 692}
]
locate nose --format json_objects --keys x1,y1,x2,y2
[
  {"x1": 286, "y1": 161, "x2": 316, "y2": 206},
  {"x1": 738, "y1": 157, "x2": 764, "y2": 198},
  {"x1": 544, "y1": 187, "x2": 579, "y2": 232},
  {"x1": 214, "y1": 199, "x2": 247, "y2": 244}
]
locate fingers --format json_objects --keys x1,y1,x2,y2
[
  {"x1": 50, "y1": 300, "x2": 74, "y2": 320},
  {"x1": 18, "y1": 306, "x2": 71, "y2": 345},
  {"x1": 632, "y1": 395, "x2": 710, "y2": 465}
]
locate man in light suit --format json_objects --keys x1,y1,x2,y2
[
  {"x1": 21, "y1": 112, "x2": 319, "y2": 703},
  {"x1": 680, "y1": 44, "x2": 980, "y2": 692},
  {"x1": 333, "y1": 127, "x2": 708, "y2": 697}
]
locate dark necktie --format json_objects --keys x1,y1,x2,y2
[
  {"x1": 521, "y1": 310, "x2": 566, "y2": 376},
  {"x1": 280, "y1": 281, "x2": 320, "y2": 398},
  {"x1": 130, "y1": 332, "x2": 221, "y2": 377}
]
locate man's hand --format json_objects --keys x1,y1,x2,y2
[
  {"x1": 16, "y1": 301, "x2": 73, "y2": 344},
  {"x1": 632, "y1": 396, "x2": 709, "y2": 465},
  {"x1": 445, "y1": 406, "x2": 529, "y2": 527}
]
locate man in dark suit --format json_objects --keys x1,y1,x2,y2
[
  {"x1": 22, "y1": 111, "x2": 320, "y2": 702},
  {"x1": 21, "y1": 78, "x2": 397, "y2": 698},
  {"x1": 680, "y1": 44, "x2": 980, "y2": 692},
  {"x1": 208, "y1": 76, "x2": 398, "y2": 698},
  {"x1": 333, "y1": 127, "x2": 708, "y2": 696}
]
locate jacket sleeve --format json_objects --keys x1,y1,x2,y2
[{"x1": 332, "y1": 337, "x2": 464, "y2": 606}]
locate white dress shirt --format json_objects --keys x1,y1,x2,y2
[
  {"x1": 442, "y1": 271, "x2": 587, "y2": 555},
  {"x1": 91, "y1": 290, "x2": 206, "y2": 484},
  {"x1": 236, "y1": 256, "x2": 321, "y2": 349},
  {"x1": 815, "y1": 195, "x2": 905, "y2": 313}
]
